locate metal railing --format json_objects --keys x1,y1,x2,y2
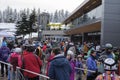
[
  {"x1": 1, "y1": 60, "x2": 119, "y2": 80},
  {"x1": 0, "y1": 60, "x2": 96, "y2": 80},
  {"x1": 0, "y1": 61, "x2": 50, "y2": 80}
]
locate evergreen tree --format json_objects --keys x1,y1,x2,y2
[
  {"x1": 28, "y1": 9, "x2": 37, "y2": 34},
  {"x1": 49, "y1": 13, "x2": 53, "y2": 22},
  {"x1": 13, "y1": 9, "x2": 18, "y2": 23},
  {"x1": 61, "y1": 9, "x2": 65, "y2": 21},
  {"x1": 0, "y1": 11, "x2": 2, "y2": 22},
  {"x1": 2, "y1": 11, "x2": 6, "y2": 22},
  {"x1": 37, "y1": 8, "x2": 41, "y2": 25},
  {"x1": 65, "y1": 11, "x2": 69, "y2": 19},
  {"x1": 6, "y1": 7, "x2": 14, "y2": 23},
  {"x1": 1, "y1": 7, "x2": 70, "y2": 23},
  {"x1": 16, "y1": 12, "x2": 29, "y2": 37},
  {"x1": 54, "y1": 10, "x2": 59, "y2": 22},
  {"x1": 58, "y1": 10, "x2": 62, "y2": 22},
  {"x1": 26, "y1": 8, "x2": 30, "y2": 19}
]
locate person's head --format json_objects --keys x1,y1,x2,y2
[
  {"x1": 105, "y1": 43, "x2": 113, "y2": 53},
  {"x1": 22, "y1": 44, "x2": 28, "y2": 51},
  {"x1": 77, "y1": 55, "x2": 82, "y2": 61},
  {"x1": 26, "y1": 44, "x2": 35, "y2": 52},
  {"x1": 104, "y1": 58, "x2": 117, "y2": 74},
  {"x1": 90, "y1": 50, "x2": 96, "y2": 57},
  {"x1": 3, "y1": 37, "x2": 6, "y2": 41},
  {"x1": 66, "y1": 50, "x2": 74, "y2": 60},
  {"x1": 52, "y1": 47, "x2": 61, "y2": 55}
]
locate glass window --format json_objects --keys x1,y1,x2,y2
[{"x1": 72, "y1": 5, "x2": 102, "y2": 26}]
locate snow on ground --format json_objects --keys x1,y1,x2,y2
[{"x1": 0, "y1": 23, "x2": 16, "y2": 32}]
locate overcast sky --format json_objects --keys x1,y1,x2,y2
[{"x1": 0, "y1": 0, "x2": 84, "y2": 13}]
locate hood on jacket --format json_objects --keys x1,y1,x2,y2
[{"x1": 52, "y1": 56, "x2": 69, "y2": 67}]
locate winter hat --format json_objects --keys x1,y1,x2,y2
[
  {"x1": 104, "y1": 58, "x2": 117, "y2": 71},
  {"x1": 14, "y1": 48, "x2": 22, "y2": 53},
  {"x1": 67, "y1": 50, "x2": 74, "y2": 58}
]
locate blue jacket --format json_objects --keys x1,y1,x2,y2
[
  {"x1": 86, "y1": 55, "x2": 97, "y2": 76},
  {"x1": 48, "y1": 56, "x2": 72, "y2": 80}
]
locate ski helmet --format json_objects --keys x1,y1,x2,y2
[
  {"x1": 104, "y1": 58, "x2": 117, "y2": 71},
  {"x1": 105, "y1": 43, "x2": 113, "y2": 49}
]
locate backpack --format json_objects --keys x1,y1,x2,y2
[
  {"x1": 1, "y1": 48, "x2": 9, "y2": 61},
  {"x1": 36, "y1": 47, "x2": 43, "y2": 59},
  {"x1": 10, "y1": 54, "x2": 18, "y2": 71}
]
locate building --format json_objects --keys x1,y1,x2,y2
[
  {"x1": 38, "y1": 12, "x2": 49, "y2": 30},
  {"x1": 43, "y1": 22, "x2": 70, "y2": 41},
  {"x1": 37, "y1": 12, "x2": 49, "y2": 41},
  {"x1": 38, "y1": 12, "x2": 69, "y2": 41},
  {"x1": 63, "y1": 0, "x2": 120, "y2": 47}
]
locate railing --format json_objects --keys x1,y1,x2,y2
[
  {"x1": 67, "y1": 18, "x2": 101, "y2": 32},
  {"x1": 0, "y1": 60, "x2": 97, "y2": 80},
  {"x1": 1, "y1": 60, "x2": 119, "y2": 80},
  {"x1": 0, "y1": 61, "x2": 50, "y2": 80}
]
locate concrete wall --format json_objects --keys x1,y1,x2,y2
[{"x1": 101, "y1": 0, "x2": 120, "y2": 47}]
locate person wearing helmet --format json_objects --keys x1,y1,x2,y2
[
  {"x1": 98, "y1": 43, "x2": 115, "y2": 73},
  {"x1": 102, "y1": 43, "x2": 115, "y2": 59},
  {"x1": 96, "y1": 58, "x2": 119, "y2": 80}
]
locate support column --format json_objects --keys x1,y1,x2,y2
[{"x1": 101, "y1": 0, "x2": 120, "y2": 47}]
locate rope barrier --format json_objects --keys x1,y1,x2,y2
[
  {"x1": 0, "y1": 60, "x2": 95, "y2": 77},
  {"x1": 75, "y1": 67, "x2": 96, "y2": 73},
  {"x1": 0, "y1": 61, "x2": 50, "y2": 79}
]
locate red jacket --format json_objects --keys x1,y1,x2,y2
[
  {"x1": 22, "y1": 52, "x2": 42, "y2": 78},
  {"x1": 42, "y1": 45, "x2": 47, "y2": 52}
]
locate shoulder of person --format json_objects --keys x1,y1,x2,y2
[{"x1": 51, "y1": 56, "x2": 65, "y2": 61}]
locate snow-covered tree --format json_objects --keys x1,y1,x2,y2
[
  {"x1": 65, "y1": 11, "x2": 69, "y2": 19},
  {"x1": 16, "y1": 12, "x2": 29, "y2": 37},
  {"x1": 53, "y1": 10, "x2": 59, "y2": 22},
  {"x1": 29, "y1": 9, "x2": 37, "y2": 34},
  {"x1": 0, "y1": 7, "x2": 70, "y2": 23},
  {"x1": 37, "y1": 8, "x2": 41, "y2": 25},
  {"x1": 13, "y1": 9, "x2": 18, "y2": 23},
  {"x1": 0, "y1": 11, "x2": 2, "y2": 22}
]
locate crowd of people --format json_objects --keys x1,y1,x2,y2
[{"x1": 0, "y1": 37, "x2": 120, "y2": 80}]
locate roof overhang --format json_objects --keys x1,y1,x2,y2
[
  {"x1": 63, "y1": 0, "x2": 101, "y2": 24},
  {"x1": 64, "y1": 21, "x2": 101, "y2": 35}
]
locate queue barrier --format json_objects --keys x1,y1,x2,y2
[
  {"x1": 0, "y1": 61, "x2": 50, "y2": 80},
  {"x1": 1, "y1": 60, "x2": 115, "y2": 80}
]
